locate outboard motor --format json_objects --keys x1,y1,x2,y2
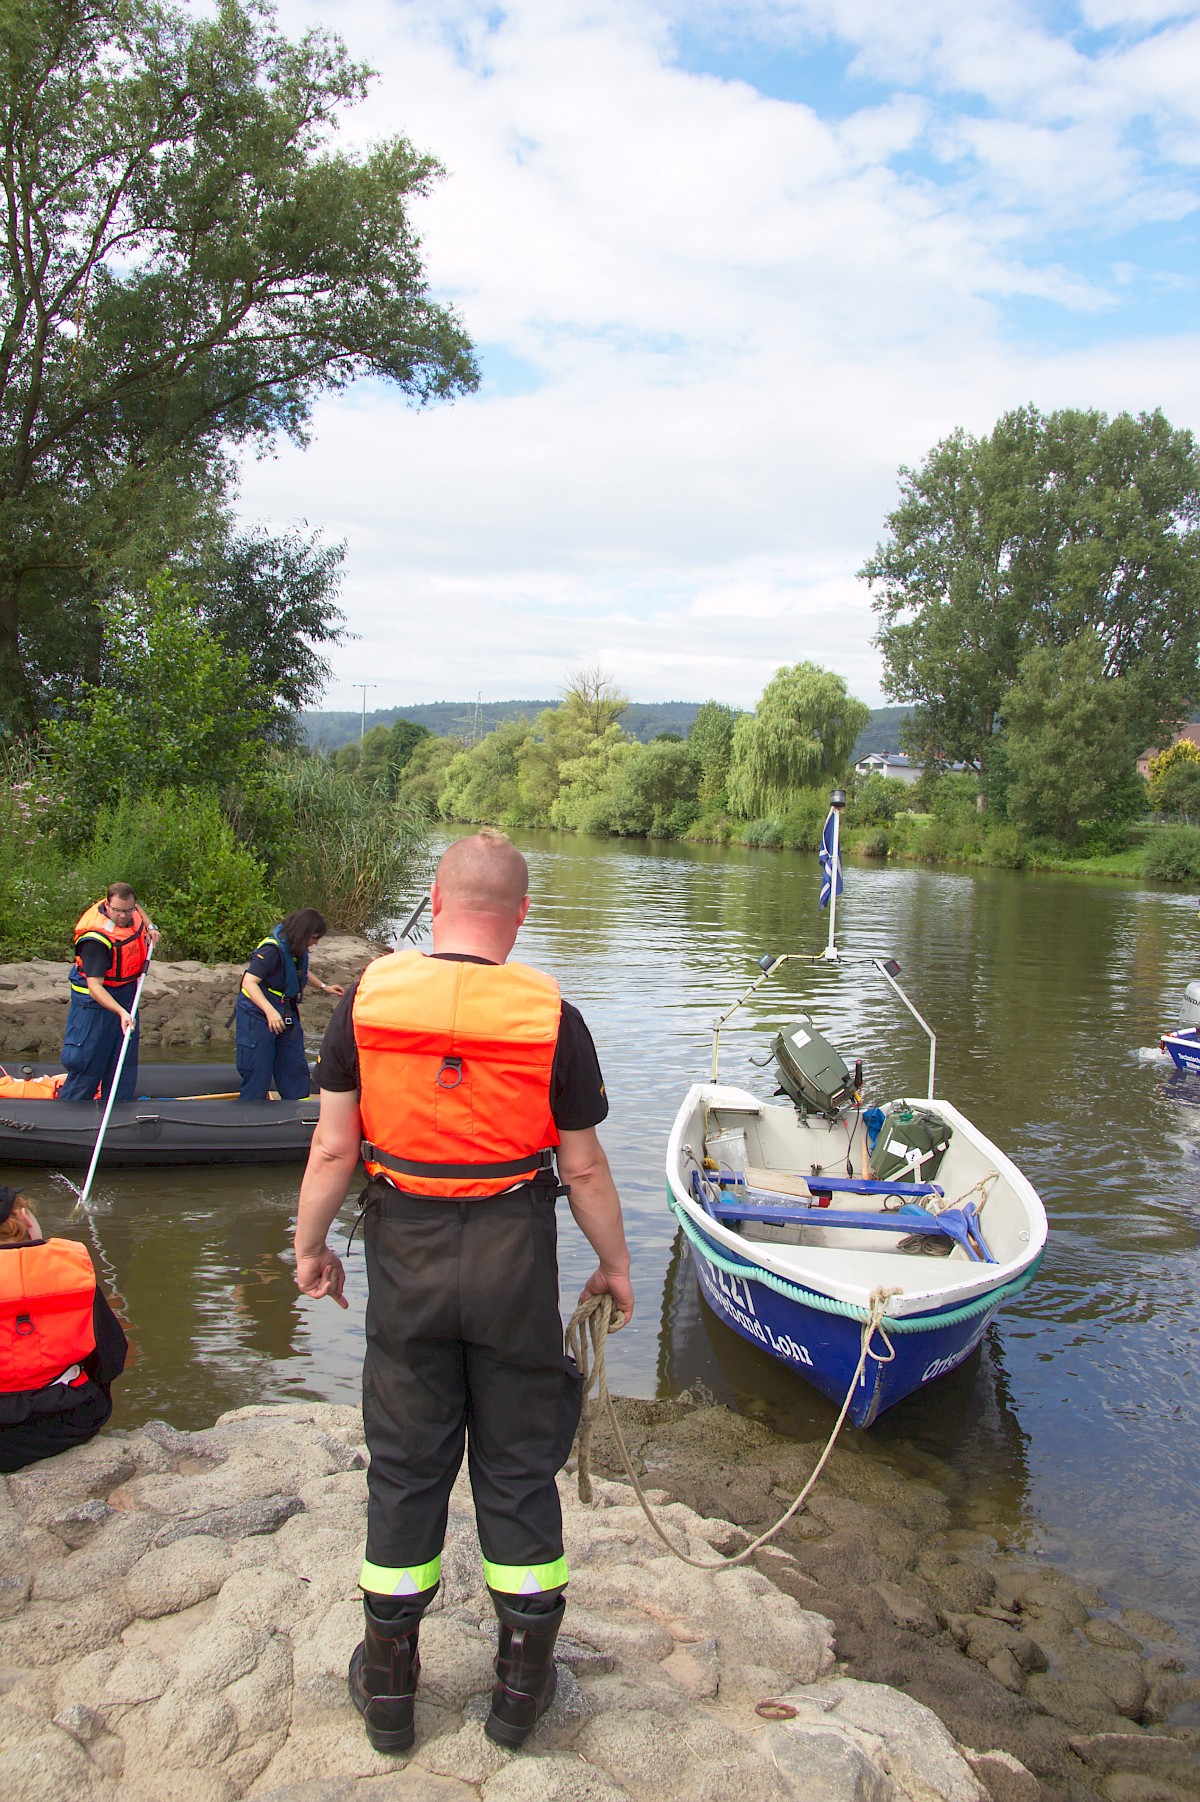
[
  {"x1": 1182, "y1": 981, "x2": 1200, "y2": 1030},
  {"x1": 771, "y1": 1017, "x2": 858, "y2": 1119}
]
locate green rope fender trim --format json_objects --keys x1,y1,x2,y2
[{"x1": 668, "y1": 1193, "x2": 1043, "y2": 1333}]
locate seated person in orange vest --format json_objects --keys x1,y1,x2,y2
[
  {"x1": 59, "y1": 882, "x2": 159, "y2": 1105},
  {"x1": 0, "y1": 1185, "x2": 128, "y2": 1473}
]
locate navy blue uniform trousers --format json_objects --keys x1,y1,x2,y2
[
  {"x1": 59, "y1": 984, "x2": 139, "y2": 1104},
  {"x1": 235, "y1": 998, "x2": 311, "y2": 1101}
]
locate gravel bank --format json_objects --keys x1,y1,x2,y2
[
  {"x1": 0, "y1": 1401, "x2": 1053, "y2": 1802},
  {"x1": 0, "y1": 935, "x2": 378, "y2": 1059},
  {"x1": 585, "y1": 1395, "x2": 1200, "y2": 1802}
]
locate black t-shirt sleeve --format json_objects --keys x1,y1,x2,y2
[
  {"x1": 245, "y1": 942, "x2": 285, "y2": 988},
  {"x1": 315, "y1": 978, "x2": 362, "y2": 1092},
  {"x1": 76, "y1": 939, "x2": 114, "y2": 980},
  {"x1": 315, "y1": 979, "x2": 609, "y2": 1131},
  {"x1": 551, "y1": 1002, "x2": 608, "y2": 1131}
]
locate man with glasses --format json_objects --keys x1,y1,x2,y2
[{"x1": 59, "y1": 882, "x2": 159, "y2": 1105}]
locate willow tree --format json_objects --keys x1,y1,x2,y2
[
  {"x1": 0, "y1": 0, "x2": 477, "y2": 726},
  {"x1": 728, "y1": 663, "x2": 868, "y2": 817}
]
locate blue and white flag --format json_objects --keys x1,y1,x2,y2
[{"x1": 818, "y1": 807, "x2": 843, "y2": 910}]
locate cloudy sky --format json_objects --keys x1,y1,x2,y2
[{"x1": 242, "y1": 0, "x2": 1200, "y2": 712}]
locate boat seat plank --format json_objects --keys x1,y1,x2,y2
[
  {"x1": 736, "y1": 1166, "x2": 943, "y2": 1200},
  {"x1": 694, "y1": 1173, "x2": 994, "y2": 1264}
]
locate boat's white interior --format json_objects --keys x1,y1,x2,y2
[{"x1": 675, "y1": 1085, "x2": 1043, "y2": 1300}]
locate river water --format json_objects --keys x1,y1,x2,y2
[{"x1": 19, "y1": 833, "x2": 1200, "y2": 1658}]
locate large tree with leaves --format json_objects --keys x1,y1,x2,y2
[
  {"x1": 862, "y1": 407, "x2": 1200, "y2": 770},
  {"x1": 0, "y1": 0, "x2": 477, "y2": 726},
  {"x1": 728, "y1": 662, "x2": 868, "y2": 817}
]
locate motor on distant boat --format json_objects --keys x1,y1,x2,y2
[{"x1": 1182, "y1": 981, "x2": 1200, "y2": 1030}]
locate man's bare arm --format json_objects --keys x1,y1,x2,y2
[
  {"x1": 556, "y1": 1127, "x2": 634, "y2": 1322},
  {"x1": 293, "y1": 1087, "x2": 363, "y2": 1310}
]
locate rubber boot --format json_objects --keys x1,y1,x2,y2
[
  {"x1": 484, "y1": 1593, "x2": 566, "y2": 1748},
  {"x1": 347, "y1": 1597, "x2": 424, "y2": 1753}
]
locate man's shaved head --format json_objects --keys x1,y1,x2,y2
[{"x1": 435, "y1": 830, "x2": 529, "y2": 916}]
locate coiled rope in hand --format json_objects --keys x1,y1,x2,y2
[{"x1": 564, "y1": 1285, "x2": 900, "y2": 1571}]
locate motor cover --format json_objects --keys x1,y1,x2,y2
[
  {"x1": 771, "y1": 1018, "x2": 856, "y2": 1118},
  {"x1": 871, "y1": 1108, "x2": 951, "y2": 1184},
  {"x1": 1182, "y1": 980, "x2": 1200, "y2": 1029}
]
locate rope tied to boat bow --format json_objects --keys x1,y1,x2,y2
[{"x1": 565, "y1": 1286, "x2": 900, "y2": 1571}]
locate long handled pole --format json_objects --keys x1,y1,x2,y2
[{"x1": 74, "y1": 945, "x2": 153, "y2": 1214}]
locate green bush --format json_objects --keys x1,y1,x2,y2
[
  {"x1": 778, "y1": 789, "x2": 830, "y2": 852},
  {"x1": 270, "y1": 758, "x2": 430, "y2": 933},
  {"x1": 929, "y1": 772, "x2": 983, "y2": 826},
  {"x1": 80, "y1": 790, "x2": 273, "y2": 961},
  {"x1": 858, "y1": 829, "x2": 890, "y2": 858},
  {"x1": 850, "y1": 774, "x2": 907, "y2": 825},
  {"x1": 741, "y1": 817, "x2": 782, "y2": 848},
  {"x1": 981, "y1": 824, "x2": 1026, "y2": 868},
  {"x1": 1143, "y1": 826, "x2": 1200, "y2": 883}
]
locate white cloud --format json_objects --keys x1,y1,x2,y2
[{"x1": 240, "y1": 1, "x2": 1200, "y2": 711}]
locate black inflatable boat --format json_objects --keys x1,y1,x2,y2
[{"x1": 0, "y1": 1063, "x2": 319, "y2": 1167}]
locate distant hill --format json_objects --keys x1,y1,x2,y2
[
  {"x1": 302, "y1": 699, "x2": 703, "y2": 751},
  {"x1": 303, "y1": 699, "x2": 909, "y2": 759},
  {"x1": 850, "y1": 706, "x2": 912, "y2": 762}
]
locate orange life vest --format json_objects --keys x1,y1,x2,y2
[
  {"x1": 0, "y1": 1067, "x2": 65, "y2": 1100},
  {"x1": 71, "y1": 900, "x2": 148, "y2": 991},
  {"x1": 353, "y1": 950, "x2": 561, "y2": 1199},
  {"x1": 0, "y1": 1238, "x2": 97, "y2": 1393}
]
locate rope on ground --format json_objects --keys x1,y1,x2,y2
[{"x1": 564, "y1": 1287, "x2": 900, "y2": 1571}]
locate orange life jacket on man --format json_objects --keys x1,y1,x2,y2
[
  {"x1": 352, "y1": 950, "x2": 561, "y2": 1199},
  {"x1": 0, "y1": 1238, "x2": 97, "y2": 1393},
  {"x1": 71, "y1": 900, "x2": 149, "y2": 992}
]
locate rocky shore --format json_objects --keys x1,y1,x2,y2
[
  {"x1": 0, "y1": 935, "x2": 379, "y2": 1059},
  {"x1": 587, "y1": 1396, "x2": 1200, "y2": 1802},
  {"x1": 1, "y1": 1401, "x2": 1195, "y2": 1802},
  {"x1": 2, "y1": 1400, "x2": 1050, "y2": 1802}
]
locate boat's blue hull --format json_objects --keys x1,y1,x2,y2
[
  {"x1": 1163, "y1": 1030, "x2": 1200, "y2": 1074},
  {"x1": 683, "y1": 1213, "x2": 1005, "y2": 1427}
]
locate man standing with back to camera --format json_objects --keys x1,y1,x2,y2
[{"x1": 293, "y1": 830, "x2": 633, "y2": 1754}]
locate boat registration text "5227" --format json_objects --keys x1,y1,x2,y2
[{"x1": 706, "y1": 1261, "x2": 814, "y2": 1368}]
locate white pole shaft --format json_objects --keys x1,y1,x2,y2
[
  {"x1": 825, "y1": 807, "x2": 841, "y2": 957},
  {"x1": 76, "y1": 946, "x2": 153, "y2": 1212}
]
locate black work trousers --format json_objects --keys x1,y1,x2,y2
[{"x1": 361, "y1": 1180, "x2": 584, "y2": 1599}]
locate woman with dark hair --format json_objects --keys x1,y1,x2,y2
[
  {"x1": 236, "y1": 910, "x2": 344, "y2": 1102},
  {"x1": 0, "y1": 1185, "x2": 128, "y2": 1473}
]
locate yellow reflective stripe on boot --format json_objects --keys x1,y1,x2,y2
[
  {"x1": 482, "y1": 1555, "x2": 569, "y2": 1596},
  {"x1": 359, "y1": 1554, "x2": 442, "y2": 1597}
]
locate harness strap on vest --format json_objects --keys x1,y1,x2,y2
[{"x1": 362, "y1": 1144, "x2": 556, "y2": 1180}]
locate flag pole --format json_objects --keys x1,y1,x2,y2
[{"x1": 824, "y1": 788, "x2": 846, "y2": 961}]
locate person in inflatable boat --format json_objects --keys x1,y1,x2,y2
[
  {"x1": 59, "y1": 881, "x2": 159, "y2": 1105},
  {"x1": 235, "y1": 908, "x2": 345, "y2": 1102},
  {"x1": 0, "y1": 1185, "x2": 128, "y2": 1473}
]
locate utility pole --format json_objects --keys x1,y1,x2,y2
[{"x1": 356, "y1": 683, "x2": 378, "y2": 749}]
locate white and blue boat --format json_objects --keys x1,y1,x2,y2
[
  {"x1": 1159, "y1": 983, "x2": 1200, "y2": 1073},
  {"x1": 664, "y1": 794, "x2": 1048, "y2": 1428}
]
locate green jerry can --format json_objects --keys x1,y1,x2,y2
[
  {"x1": 871, "y1": 1108, "x2": 952, "y2": 1184},
  {"x1": 771, "y1": 1018, "x2": 856, "y2": 1119}
]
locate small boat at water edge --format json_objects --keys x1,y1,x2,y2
[
  {"x1": 0, "y1": 1063, "x2": 318, "y2": 1167},
  {"x1": 664, "y1": 794, "x2": 1046, "y2": 1427},
  {"x1": 666, "y1": 1071, "x2": 1047, "y2": 1429}
]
